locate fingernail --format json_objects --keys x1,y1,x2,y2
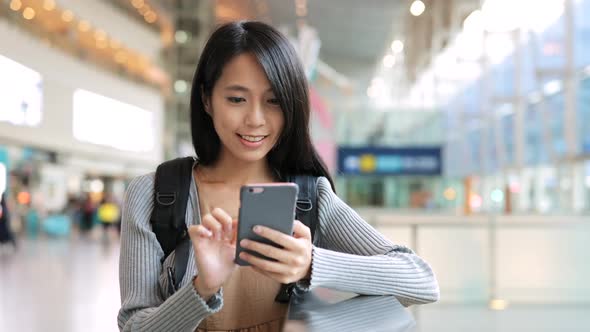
[
  {"x1": 253, "y1": 226, "x2": 261, "y2": 233},
  {"x1": 240, "y1": 239, "x2": 248, "y2": 247}
]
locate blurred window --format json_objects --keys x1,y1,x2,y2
[
  {"x1": 0, "y1": 54, "x2": 43, "y2": 127},
  {"x1": 545, "y1": 92, "x2": 566, "y2": 157},
  {"x1": 501, "y1": 112, "x2": 515, "y2": 165},
  {"x1": 524, "y1": 104, "x2": 545, "y2": 165},
  {"x1": 73, "y1": 89, "x2": 154, "y2": 152}
]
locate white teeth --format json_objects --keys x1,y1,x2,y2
[{"x1": 240, "y1": 135, "x2": 265, "y2": 142}]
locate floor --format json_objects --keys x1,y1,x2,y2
[{"x1": 1, "y1": 234, "x2": 589, "y2": 332}]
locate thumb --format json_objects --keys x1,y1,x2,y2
[{"x1": 292, "y1": 220, "x2": 311, "y2": 240}]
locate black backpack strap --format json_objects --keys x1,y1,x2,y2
[
  {"x1": 275, "y1": 175, "x2": 319, "y2": 303},
  {"x1": 150, "y1": 156, "x2": 195, "y2": 294}
]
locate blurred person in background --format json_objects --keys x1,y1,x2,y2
[
  {"x1": 118, "y1": 21, "x2": 439, "y2": 332},
  {"x1": 0, "y1": 193, "x2": 17, "y2": 251},
  {"x1": 97, "y1": 193, "x2": 121, "y2": 241},
  {"x1": 63, "y1": 194, "x2": 83, "y2": 232},
  {"x1": 24, "y1": 201, "x2": 40, "y2": 239},
  {"x1": 79, "y1": 193, "x2": 95, "y2": 236}
]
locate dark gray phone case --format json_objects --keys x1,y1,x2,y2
[{"x1": 235, "y1": 183, "x2": 298, "y2": 266}]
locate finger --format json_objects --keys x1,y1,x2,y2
[
  {"x1": 240, "y1": 239, "x2": 289, "y2": 263},
  {"x1": 201, "y1": 214, "x2": 223, "y2": 239},
  {"x1": 231, "y1": 219, "x2": 238, "y2": 245},
  {"x1": 211, "y1": 207, "x2": 233, "y2": 234},
  {"x1": 251, "y1": 263, "x2": 297, "y2": 284},
  {"x1": 238, "y1": 251, "x2": 286, "y2": 274},
  {"x1": 188, "y1": 225, "x2": 212, "y2": 239},
  {"x1": 252, "y1": 225, "x2": 297, "y2": 249},
  {"x1": 292, "y1": 220, "x2": 311, "y2": 240}
]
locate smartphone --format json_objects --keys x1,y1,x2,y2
[{"x1": 235, "y1": 183, "x2": 298, "y2": 266}]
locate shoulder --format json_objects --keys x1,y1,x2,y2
[
  {"x1": 316, "y1": 176, "x2": 333, "y2": 193},
  {"x1": 316, "y1": 176, "x2": 339, "y2": 208},
  {"x1": 124, "y1": 172, "x2": 155, "y2": 206}
]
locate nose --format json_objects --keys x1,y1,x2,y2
[{"x1": 245, "y1": 102, "x2": 266, "y2": 127}]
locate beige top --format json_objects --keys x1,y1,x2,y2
[
  {"x1": 118, "y1": 174, "x2": 440, "y2": 332},
  {"x1": 196, "y1": 266, "x2": 288, "y2": 332}
]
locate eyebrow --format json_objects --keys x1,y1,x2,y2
[{"x1": 223, "y1": 85, "x2": 273, "y2": 93}]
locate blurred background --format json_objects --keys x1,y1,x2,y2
[{"x1": 0, "y1": 0, "x2": 589, "y2": 331}]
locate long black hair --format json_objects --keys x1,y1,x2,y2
[{"x1": 190, "y1": 21, "x2": 335, "y2": 190}]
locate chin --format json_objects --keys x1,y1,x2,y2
[{"x1": 230, "y1": 149, "x2": 270, "y2": 164}]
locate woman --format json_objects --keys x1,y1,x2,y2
[{"x1": 118, "y1": 21, "x2": 439, "y2": 332}]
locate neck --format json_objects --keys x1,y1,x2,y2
[{"x1": 199, "y1": 150, "x2": 276, "y2": 185}]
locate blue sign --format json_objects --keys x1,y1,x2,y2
[{"x1": 337, "y1": 147, "x2": 442, "y2": 176}]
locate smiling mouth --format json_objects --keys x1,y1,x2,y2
[{"x1": 237, "y1": 134, "x2": 268, "y2": 142}]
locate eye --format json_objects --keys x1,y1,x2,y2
[
  {"x1": 227, "y1": 96, "x2": 246, "y2": 104},
  {"x1": 267, "y1": 98, "x2": 280, "y2": 105}
]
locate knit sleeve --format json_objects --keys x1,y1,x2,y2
[
  {"x1": 308, "y1": 177, "x2": 440, "y2": 305},
  {"x1": 117, "y1": 174, "x2": 223, "y2": 332}
]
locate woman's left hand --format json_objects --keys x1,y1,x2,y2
[{"x1": 239, "y1": 220, "x2": 312, "y2": 284}]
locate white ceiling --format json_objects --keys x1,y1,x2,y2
[{"x1": 265, "y1": 0, "x2": 407, "y2": 77}]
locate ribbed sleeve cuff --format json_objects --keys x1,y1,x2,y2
[
  {"x1": 309, "y1": 246, "x2": 363, "y2": 292},
  {"x1": 187, "y1": 280, "x2": 224, "y2": 313},
  {"x1": 130, "y1": 281, "x2": 223, "y2": 331},
  {"x1": 309, "y1": 246, "x2": 439, "y2": 304},
  {"x1": 290, "y1": 246, "x2": 314, "y2": 293}
]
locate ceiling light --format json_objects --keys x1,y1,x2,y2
[
  {"x1": 490, "y1": 189, "x2": 504, "y2": 203},
  {"x1": 174, "y1": 80, "x2": 188, "y2": 94},
  {"x1": 144, "y1": 12, "x2": 157, "y2": 23},
  {"x1": 410, "y1": 0, "x2": 426, "y2": 17},
  {"x1": 78, "y1": 20, "x2": 91, "y2": 32},
  {"x1": 9, "y1": 0, "x2": 22, "y2": 11},
  {"x1": 139, "y1": 5, "x2": 150, "y2": 15},
  {"x1": 543, "y1": 80, "x2": 562, "y2": 95},
  {"x1": 94, "y1": 30, "x2": 107, "y2": 41},
  {"x1": 61, "y1": 10, "x2": 74, "y2": 22},
  {"x1": 43, "y1": 0, "x2": 56, "y2": 11},
  {"x1": 489, "y1": 299, "x2": 509, "y2": 310},
  {"x1": 90, "y1": 180, "x2": 104, "y2": 193},
  {"x1": 443, "y1": 188, "x2": 457, "y2": 201},
  {"x1": 383, "y1": 54, "x2": 395, "y2": 68},
  {"x1": 23, "y1": 7, "x2": 36, "y2": 20},
  {"x1": 391, "y1": 40, "x2": 404, "y2": 53},
  {"x1": 175, "y1": 30, "x2": 188, "y2": 44},
  {"x1": 131, "y1": 0, "x2": 145, "y2": 9}
]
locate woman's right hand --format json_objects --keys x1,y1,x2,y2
[{"x1": 188, "y1": 207, "x2": 237, "y2": 300}]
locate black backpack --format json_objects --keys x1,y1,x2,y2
[{"x1": 150, "y1": 157, "x2": 319, "y2": 302}]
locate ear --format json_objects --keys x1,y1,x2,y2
[{"x1": 201, "y1": 88, "x2": 212, "y2": 116}]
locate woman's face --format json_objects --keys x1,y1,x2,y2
[{"x1": 206, "y1": 53, "x2": 285, "y2": 164}]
